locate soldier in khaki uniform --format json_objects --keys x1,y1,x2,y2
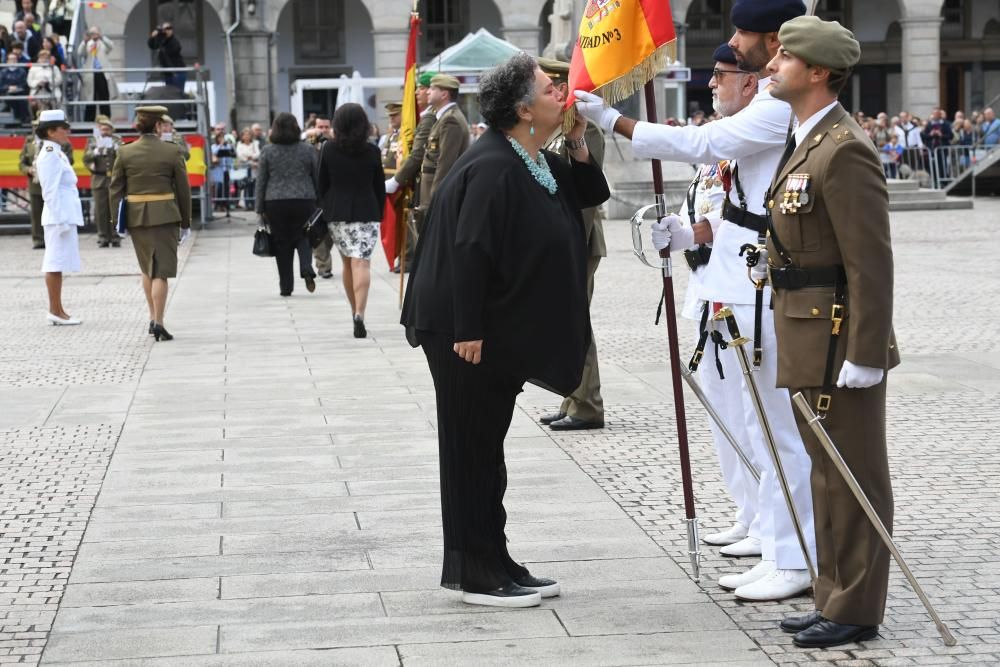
[
  {"x1": 380, "y1": 102, "x2": 403, "y2": 173},
  {"x1": 759, "y1": 17, "x2": 899, "y2": 648},
  {"x1": 419, "y1": 74, "x2": 469, "y2": 214},
  {"x1": 385, "y1": 70, "x2": 437, "y2": 270},
  {"x1": 536, "y1": 57, "x2": 607, "y2": 430},
  {"x1": 110, "y1": 105, "x2": 192, "y2": 342},
  {"x1": 83, "y1": 115, "x2": 123, "y2": 247},
  {"x1": 20, "y1": 121, "x2": 74, "y2": 249},
  {"x1": 158, "y1": 114, "x2": 191, "y2": 161}
]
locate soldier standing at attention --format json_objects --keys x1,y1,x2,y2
[
  {"x1": 83, "y1": 114, "x2": 123, "y2": 248},
  {"x1": 158, "y1": 113, "x2": 190, "y2": 161},
  {"x1": 21, "y1": 119, "x2": 74, "y2": 250},
  {"x1": 380, "y1": 102, "x2": 403, "y2": 175},
  {"x1": 110, "y1": 105, "x2": 192, "y2": 342},
  {"x1": 760, "y1": 16, "x2": 898, "y2": 648},
  {"x1": 536, "y1": 57, "x2": 607, "y2": 432},
  {"x1": 385, "y1": 71, "x2": 437, "y2": 272},
  {"x1": 418, "y1": 74, "x2": 469, "y2": 214}
]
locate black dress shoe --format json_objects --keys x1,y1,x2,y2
[
  {"x1": 110, "y1": 240, "x2": 121, "y2": 248},
  {"x1": 353, "y1": 315, "x2": 367, "y2": 339},
  {"x1": 97, "y1": 241, "x2": 110, "y2": 248},
  {"x1": 304, "y1": 276, "x2": 316, "y2": 293},
  {"x1": 461, "y1": 581, "x2": 541, "y2": 608},
  {"x1": 514, "y1": 574, "x2": 560, "y2": 598},
  {"x1": 549, "y1": 415, "x2": 604, "y2": 431},
  {"x1": 539, "y1": 412, "x2": 566, "y2": 425},
  {"x1": 151, "y1": 323, "x2": 173, "y2": 342},
  {"x1": 780, "y1": 610, "x2": 823, "y2": 633},
  {"x1": 148, "y1": 320, "x2": 155, "y2": 335},
  {"x1": 793, "y1": 619, "x2": 878, "y2": 648},
  {"x1": 32, "y1": 242, "x2": 45, "y2": 250}
]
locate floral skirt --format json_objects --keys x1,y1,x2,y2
[{"x1": 329, "y1": 221, "x2": 380, "y2": 260}]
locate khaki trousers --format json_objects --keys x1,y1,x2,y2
[
  {"x1": 93, "y1": 185, "x2": 118, "y2": 242},
  {"x1": 30, "y1": 192, "x2": 43, "y2": 245},
  {"x1": 560, "y1": 256, "x2": 604, "y2": 422},
  {"x1": 313, "y1": 233, "x2": 334, "y2": 275},
  {"x1": 792, "y1": 381, "x2": 893, "y2": 626}
]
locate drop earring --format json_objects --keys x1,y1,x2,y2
[{"x1": 530, "y1": 124, "x2": 535, "y2": 136}]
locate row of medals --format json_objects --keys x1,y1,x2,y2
[{"x1": 780, "y1": 173, "x2": 811, "y2": 214}]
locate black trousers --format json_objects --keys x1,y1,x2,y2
[
  {"x1": 417, "y1": 331, "x2": 530, "y2": 593},
  {"x1": 264, "y1": 199, "x2": 315, "y2": 295},
  {"x1": 85, "y1": 73, "x2": 111, "y2": 121}
]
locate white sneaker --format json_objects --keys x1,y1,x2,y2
[
  {"x1": 719, "y1": 535, "x2": 762, "y2": 558},
  {"x1": 47, "y1": 313, "x2": 81, "y2": 326},
  {"x1": 735, "y1": 568, "x2": 812, "y2": 601},
  {"x1": 703, "y1": 522, "x2": 749, "y2": 546},
  {"x1": 719, "y1": 559, "x2": 775, "y2": 591}
]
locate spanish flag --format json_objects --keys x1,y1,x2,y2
[
  {"x1": 380, "y1": 9, "x2": 420, "y2": 270},
  {"x1": 568, "y1": 0, "x2": 676, "y2": 105}
]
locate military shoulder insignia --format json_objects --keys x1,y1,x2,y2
[
  {"x1": 833, "y1": 129, "x2": 855, "y2": 144},
  {"x1": 45, "y1": 146, "x2": 54, "y2": 151},
  {"x1": 779, "y1": 173, "x2": 811, "y2": 214}
]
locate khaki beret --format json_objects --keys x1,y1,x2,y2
[
  {"x1": 95, "y1": 114, "x2": 114, "y2": 128},
  {"x1": 135, "y1": 105, "x2": 169, "y2": 117},
  {"x1": 384, "y1": 102, "x2": 403, "y2": 114},
  {"x1": 430, "y1": 74, "x2": 460, "y2": 91},
  {"x1": 537, "y1": 57, "x2": 569, "y2": 81},
  {"x1": 160, "y1": 114, "x2": 174, "y2": 124},
  {"x1": 778, "y1": 16, "x2": 860, "y2": 71}
]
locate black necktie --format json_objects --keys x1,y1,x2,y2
[{"x1": 776, "y1": 135, "x2": 797, "y2": 176}]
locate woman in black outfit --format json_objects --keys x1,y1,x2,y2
[
  {"x1": 400, "y1": 53, "x2": 610, "y2": 608},
  {"x1": 317, "y1": 103, "x2": 385, "y2": 338},
  {"x1": 255, "y1": 112, "x2": 318, "y2": 296}
]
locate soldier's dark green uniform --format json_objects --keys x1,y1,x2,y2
[
  {"x1": 419, "y1": 74, "x2": 469, "y2": 214},
  {"x1": 83, "y1": 115, "x2": 123, "y2": 246}
]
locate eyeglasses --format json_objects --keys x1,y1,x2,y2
[{"x1": 711, "y1": 68, "x2": 745, "y2": 79}]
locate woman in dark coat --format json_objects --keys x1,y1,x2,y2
[
  {"x1": 401, "y1": 53, "x2": 610, "y2": 608},
  {"x1": 255, "y1": 112, "x2": 318, "y2": 296},
  {"x1": 317, "y1": 103, "x2": 385, "y2": 338}
]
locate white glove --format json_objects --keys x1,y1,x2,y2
[
  {"x1": 179, "y1": 228, "x2": 191, "y2": 245},
  {"x1": 385, "y1": 178, "x2": 400, "y2": 195},
  {"x1": 573, "y1": 90, "x2": 622, "y2": 134},
  {"x1": 836, "y1": 360, "x2": 884, "y2": 389},
  {"x1": 750, "y1": 247, "x2": 769, "y2": 282},
  {"x1": 650, "y1": 215, "x2": 694, "y2": 253}
]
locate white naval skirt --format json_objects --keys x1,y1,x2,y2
[{"x1": 41, "y1": 225, "x2": 81, "y2": 273}]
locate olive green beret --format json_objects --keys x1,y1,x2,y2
[
  {"x1": 537, "y1": 57, "x2": 569, "y2": 81},
  {"x1": 778, "y1": 16, "x2": 860, "y2": 71},
  {"x1": 384, "y1": 102, "x2": 403, "y2": 114},
  {"x1": 417, "y1": 71, "x2": 437, "y2": 87},
  {"x1": 430, "y1": 74, "x2": 460, "y2": 91}
]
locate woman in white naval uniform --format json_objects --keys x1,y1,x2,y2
[{"x1": 35, "y1": 109, "x2": 84, "y2": 326}]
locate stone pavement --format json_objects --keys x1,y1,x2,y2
[{"x1": 0, "y1": 199, "x2": 997, "y2": 665}]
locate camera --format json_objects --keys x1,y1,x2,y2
[{"x1": 215, "y1": 144, "x2": 236, "y2": 159}]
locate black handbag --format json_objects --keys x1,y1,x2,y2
[
  {"x1": 305, "y1": 208, "x2": 328, "y2": 249},
  {"x1": 252, "y1": 226, "x2": 273, "y2": 257}
]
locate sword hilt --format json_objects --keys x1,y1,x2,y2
[{"x1": 713, "y1": 307, "x2": 750, "y2": 347}]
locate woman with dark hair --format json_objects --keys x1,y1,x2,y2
[
  {"x1": 255, "y1": 112, "x2": 319, "y2": 296},
  {"x1": 317, "y1": 102, "x2": 385, "y2": 337},
  {"x1": 401, "y1": 52, "x2": 609, "y2": 607},
  {"x1": 110, "y1": 105, "x2": 192, "y2": 341}
]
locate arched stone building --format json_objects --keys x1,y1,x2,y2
[{"x1": 88, "y1": 0, "x2": 999, "y2": 128}]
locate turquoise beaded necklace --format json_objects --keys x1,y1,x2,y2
[{"x1": 507, "y1": 135, "x2": 558, "y2": 195}]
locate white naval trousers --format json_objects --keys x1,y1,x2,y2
[{"x1": 713, "y1": 302, "x2": 817, "y2": 570}]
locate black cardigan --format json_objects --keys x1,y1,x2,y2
[
  {"x1": 400, "y1": 128, "x2": 610, "y2": 396},
  {"x1": 317, "y1": 141, "x2": 386, "y2": 223}
]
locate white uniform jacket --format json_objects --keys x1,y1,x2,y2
[
  {"x1": 36, "y1": 139, "x2": 83, "y2": 228},
  {"x1": 678, "y1": 163, "x2": 726, "y2": 320},
  {"x1": 633, "y1": 78, "x2": 790, "y2": 305}
]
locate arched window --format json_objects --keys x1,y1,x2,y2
[
  {"x1": 294, "y1": 0, "x2": 346, "y2": 63},
  {"x1": 539, "y1": 0, "x2": 554, "y2": 55},
  {"x1": 420, "y1": 0, "x2": 468, "y2": 60},
  {"x1": 815, "y1": 0, "x2": 850, "y2": 26},
  {"x1": 153, "y1": 0, "x2": 202, "y2": 65},
  {"x1": 940, "y1": 0, "x2": 966, "y2": 40}
]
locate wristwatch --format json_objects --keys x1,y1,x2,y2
[{"x1": 565, "y1": 136, "x2": 587, "y2": 151}]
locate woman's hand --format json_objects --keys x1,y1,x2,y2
[
  {"x1": 565, "y1": 107, "x2": 587, "y2": 143},
  {"x1": 453, "y1": 340, "x2": 483, "y2": 365}
]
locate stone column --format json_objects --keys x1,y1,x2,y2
[
  {"x1": 371, "y1": 27, "x2": 409, "y2": 128},
  {"x1": 899, "y1": 16, "x2": 942, "y2": 118}
]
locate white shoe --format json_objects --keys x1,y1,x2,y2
[
  {"x1": 47, "y1": 313, "x2": 81, "y2": 326},
  {"x1": 703, "y1": 522, "x2": 749, "y2": 546},
  {"x1": 735, "y1": 568, "x2": 812, "y2": 601},
  {"x1": 719, "y1": 559, "x2": 775, "y2": 591},
  {"x1": 719, "y1": 535, "x2": 762, "y2": 558}
]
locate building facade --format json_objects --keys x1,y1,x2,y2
[{"x1": 87, "y1": 0, "x2": 999, "y2": 130}]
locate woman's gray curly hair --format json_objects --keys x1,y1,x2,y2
[{"x1": 478, "y1": 52, "x2": 538, "y2": 131}]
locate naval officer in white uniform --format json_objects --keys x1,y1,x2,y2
[{"x1": 576, "y1": 0, "x2": 817, "y2": 601}]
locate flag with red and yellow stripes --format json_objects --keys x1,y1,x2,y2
[{"x1": 568, "y1": 0, "x2": 676, "y2": 105}]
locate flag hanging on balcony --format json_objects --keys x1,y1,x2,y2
[
  {"x1": 381, "y1": 8, "x2": 421, "y2": 270},
  {"x1": 568, "y1": 0, "x2": 676, "y2": 106}
]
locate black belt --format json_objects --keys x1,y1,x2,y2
[
  {"x1": 683, "y1": 245, "x2": 711, "y2": 271},
  {"x1": 769, "y1": 265, "x2": 845, "y2": 291},
  {"x1": 421, "y1": 167, "x2": 436, "y2": 175},
  {"x1": 722, "y1": 199, "x2": 767, "y2": 235}
]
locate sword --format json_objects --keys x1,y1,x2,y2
[
  {"x1": 791, "y1": 392, "x2": 957, "y2": 647},
  {"x1": 715, "y1": 307, "x2": 817, "y2": 583}
]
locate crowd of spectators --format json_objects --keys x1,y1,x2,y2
[
  {"x1": 0, "y1": 0, "x2": 72, "y2": 124},
  {"x1": 209, "y1": 121, "x2": 267, "y2": 211}
]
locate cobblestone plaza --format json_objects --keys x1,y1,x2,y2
[{"x1": 1, "y1": 200, "x2": 998, "y2": 665}]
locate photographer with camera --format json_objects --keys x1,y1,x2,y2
[
  {"x1": 147, "y1": 23, "x2": 186, "y2": 92},
  {"x1": 76, "y1": 26, "x2": 117, "y2": 122}
]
